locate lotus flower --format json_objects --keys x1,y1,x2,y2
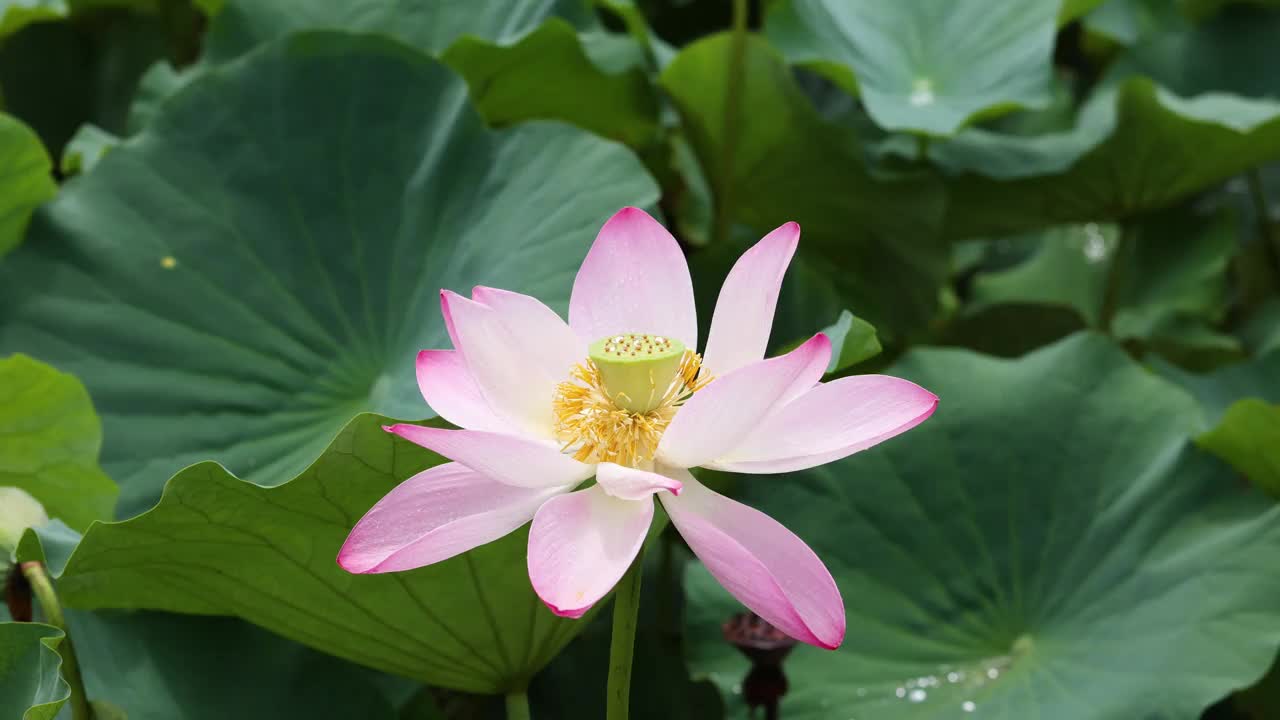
[{"x1": 338, "y1": 208, "x2": 937, "y2": 649}]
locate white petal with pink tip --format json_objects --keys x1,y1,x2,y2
[
  {"x1": 596, "y1": 462, "x2": 683, "y2": 500},
  {"x1": 338, "y1": 463, "x2": 566, "y2": 573},
  {"x1": 528, "y1": 485, "x2": 653, "y2": 618},
  {"x1": 384, "y1": 424, "x2": 594, "y2": 489},
  {"x1": 415, "y1": 350, "x2": 507, "y2": 433},
  {"x1": 657, "y1": 333, "x2": 831, "y2": 469},
  {"x1": 441, "y1": 291, "x2": 558, "y2": 438},
  {"x1": 707, "y1": 375, "x2": 939, "y2": 473},
  {"x1": 568, "y1": 207, "x2": 698, "y2": 347},
  {"x1": 660, "y1": 470, "x2": 845, "y2": 649},
  {"x1": 701, "y1": 222, "x2": 799, "y2": 378}
]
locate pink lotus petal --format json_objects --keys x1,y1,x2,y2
[
  {"x1": 338, "y1": 463, "x2": 567, "y2": 573},
  {"x1": 568, "y1": 207, "x2": 697, "y2": 347},
  {"x1": 528, "y1": 485, "x2": 653, "y2": 618},
  {"x1": 707, "y1": 375, "x2": 938, "y2": 473},
  {"x1": 416, "y1": 350, "x2": 507, "y2": 432},
  {"x1": 701, "y1": 223, "x2": 800, "y2": 377},
  {"x1": 596, "y1": 462, "x2": 683, "y2": 500},
  {"x1": 441, "y1": 290, "x2": 559, "y2": 438},
  {"x1": 384, "y1": 424, "x2": 594, "y2": 489},
  {"x1": 471, "y1": 286, "x2": 583, "y2": 382},
  {"x1": 657, "y1": 334, "x2": 831, "y2": 469},
  {"x1": 660, "y1": 470, "x2": 845, "y2": 649}
]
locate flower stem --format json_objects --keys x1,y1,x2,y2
[
  {"x1": 712, "y1": 0, "x2": 750, "y2": 246},
  {"x1": 606, "y1": 550, "x2": 646, "y2": 720},
  {"x1": 505, "y1": 690, "x2": 531, "y2": 720},
  {"x1": 21, "y1": 561, "x2": 91, "y2": 720}
]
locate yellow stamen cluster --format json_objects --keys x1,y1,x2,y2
[{"x1": 553, "y1": 350, "x2": 711, "y2": 467}]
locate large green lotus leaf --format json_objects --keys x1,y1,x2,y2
[
  {"x1": 175, "y1": 0, "x2": 660, "y2": 148},
  {"x1": 1197, "y1": 399, "x2": 1280, "y2": 499},
  {"x1": 201, "y1": 0, "x2": 593, "y2": 62},
  {"x1": 11, "y1": 525, "x2": 405, "y2": 719},
  {"x1": 68, "y1": 611, "x2": 402, "y2": 720},
  {"x1": 935, "y1": 76, "x2": 1280, "y2": 239},
  {"x1": 766, "y1": 0, "x2": 1059, "y2": 136},
  {"x1": 966, "y1": 208, "x2": 1238, "y2": 366},
  {"x1": 661, "y1": 33, "x2": 946, "y2": 340},
  {"x1": 0, "y1": 112, "x2": 56, "y2": 258},
  {"x1": 1082, "y1": 0, "x2": 1189, "y2": 46},
  {"x1": 936, "y1": 4, "x2": 1280, "y2": 238},
  {"x1": 53, "y1": 413, "x2": 590, "y2": 694},
  {"x1": 0, "y1": 622, "x2": 67, "y2": 720},
  {"x1": 1154, "y1": 351, "x2": 1280, "y2": 498},
  {"x1": 1153, "y1": 352, "x2": 1280, "y2": 425},
  {"x1": 1100, "y1": 5, "x2": 1279, "y2": 97},
  {"x1": 0, "y1": 355, "x2": 116, "y2": 530},
  {"x1": 685, "y1": 333, "x2": 1280, "y2": 719},
  {"x1": 439, "y1": 19, "x2": 658, "y2": 147},
  {"x1": 0, "y1": 13, "x2": 171, "y2": 158},
  {"x1": 0, "y1": 33, "x2": 657, "y2": 518}
]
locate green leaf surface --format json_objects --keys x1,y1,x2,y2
[
  {"x1": 1153, "y1": 352, "x2": 1280, "y2": 425},
  {"x1": 661, "y1": 33, "x2": 946, "y2": 339},
  {"x1": 685, "y1": 333, "x2": 1280, "y2": 719},
  {"x1": 59, "y1": 123, "x2": 118, "y2": 176},
  {"x1": 766, "y1": 0, "x2": 1059, "y2": 135},
  {"x1": 54, "y1": 413, "x2": 590, "y2": 694},
  {"x1": 13, "y1": 523, "x2": 405, "y2": 719},
  {"x1": 1197, "y1": 398, "x2": 1280, "y2": 498},
  {"x1": 0, "y1": 0, "x2": 159, "y2": 38},
  {"x1": 0, "y1": 13, "x2": 170, "y2": 158},
  {"x1": 936, "y1": 77, "x2": 1280, "y2": 239},
  {"x1": 0, "y1": 113, "x2": 56, "y2": 258},
  {"x1": 0, "y1": 0, "x2": 66, "y2": 39},
  {"x1": 1099, "y1": 5, "x2": 1277, "y2": 96},
  {"x1": 0, "y1": 622, "x2": 68, "y2": 720},
  {"x1": 1082, "y1": 0, "x2": 1188, "y2": 46},
  {"x1": 440, "y1": 18, "x2": 659, "y2": 147},
  {"x1": 201, "y1": 0, "x2": 594, "y2": 63},
  {"x1": 968, "y1": 223, "x2": 1116, "y2": 327},
  {"x1": 67, "y1": 611, "x2": 402, "y2": 720},
  {"x1": 1059, "y1": 0, "x2": 1109, "y2": 24},
  {"x1": 0, "y1": 33, "x2": 657, "y2": 518},
  {"x1": 185, "y1": 1, "x2": 657, "y2": 149},
  {"x1": 819, "y1": 310, "x2": 882, "y2": 372},
  {"x1": 964, "y1": 209, "x2": 1237, "y2": 365},
  {"x1": 0, "y1": 355, "x2": 117, "y2": 531}
]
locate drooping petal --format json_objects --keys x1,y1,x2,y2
[
  {"x1": 416, "y1": 350, "x2": 508, "y2": 432},
  {"x1": 660, "y1": 470, "x2": 844, "y2": 649},
  {"x1": 596, "y1": 462, "x2": 683, "y2": 500},
  {"x1": 527, "y1": 484, "x2": 653, "y2": 618},
  {"x1": 568, "y1": 207, "x2": 698, "y2": 347},
  {"x1": 338, "y1": 463, "x2": 567, "y2": 573},
  {"x1": 385, "y1": 424, "x2": 594, "y2": 489},
  {"x1": 441, "y1": 290, "x2": 559, "y2": 438},
  {"x1": 471, "y1": 286, "x2": 583, "y2": 382},
  {"x1": 657, "y1": 333, "x2": 831, "y2": 469},
  {"x1": 707, "y1": 375, "x2": 938, "y2": 474},
  {"x1": 701, "y1": 223, "x2": 800, "y2": 377}
]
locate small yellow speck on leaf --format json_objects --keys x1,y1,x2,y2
[{"x1": 160, "y1": 256, "x2": 177, "y2": 269}]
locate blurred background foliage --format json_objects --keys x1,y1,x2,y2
[{"x1": 2, "y1": 0, "x2": 1280, "y2": 718}]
